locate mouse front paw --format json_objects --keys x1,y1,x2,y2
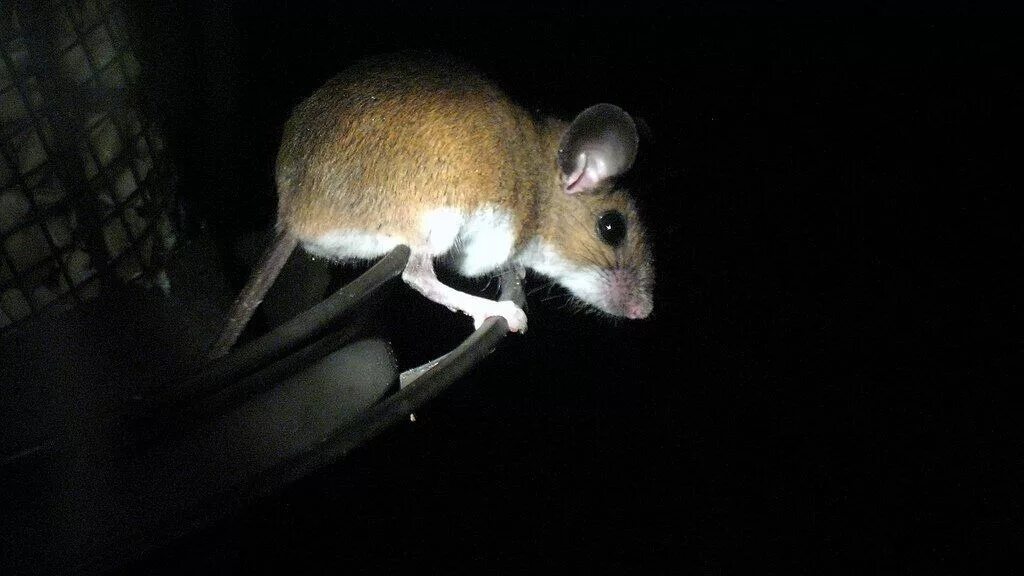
[{"x1": 473, "y1": 300, "x2": 528, "y2": 333}]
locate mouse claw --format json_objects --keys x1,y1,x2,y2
[{"x1": 473, "y1": 300, "x2": 527, "y2": 333}]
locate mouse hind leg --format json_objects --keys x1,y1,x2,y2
[{"x1": 401, "y1": 251, "x2": 527, "y2": 332}]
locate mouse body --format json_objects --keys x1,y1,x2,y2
[
  {"x1": 209, "y1": 53, "x2": 653, "y2": 358},
  {"x1": 277, "y1": 56, "x2": 546, "y2": 284}
]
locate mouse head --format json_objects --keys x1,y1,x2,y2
[{"x1": 524, "y1": 104, "x2": 654, "y2": 320}]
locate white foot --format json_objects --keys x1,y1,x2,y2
[
  {"x1": 403, "y1": 252, "x2": 528, "y2": 334},
  {"x1": 472, "y1": 300, "x2": 527, "y2": 333}
]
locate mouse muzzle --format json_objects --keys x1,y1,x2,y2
[{"x1": 605, "y1": 265, "x2": 654, "y2": 319}]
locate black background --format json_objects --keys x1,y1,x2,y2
[{"x1": 119, "y1": 2, "x2": 1018, "y2": 573}]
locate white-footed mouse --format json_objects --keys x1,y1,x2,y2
[{"x1": 209, "y1": 52, "x2": 653, "y2": 359}]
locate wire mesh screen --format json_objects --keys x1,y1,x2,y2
[{"x1": 0, "y1": 0, "x2": 178, "y2": 334}]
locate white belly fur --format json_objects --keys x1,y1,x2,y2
[
  {"x1": 302, "y1": 230, "x2": 402, "y2": 261},
  {"x1": 302, "y1": 205, "x2": 516, "y2": 277}
]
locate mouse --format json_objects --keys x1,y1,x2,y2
[{"x1": 208, "y1": 52, "x2": 653, "y2": 359}]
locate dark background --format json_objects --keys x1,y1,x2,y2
[{"x1": 114, "y1": 2, "x2": 1018, "y2": 573}]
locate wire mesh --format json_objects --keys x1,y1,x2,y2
[{"x1": 0, "y1": 0, "x2": 178, "y2": 334}]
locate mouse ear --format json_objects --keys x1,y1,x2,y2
[{"x1": 558, "y1": 104, "x2": 639, "y2": 194}]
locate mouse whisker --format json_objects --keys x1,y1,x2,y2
[
  {"x1": 527, "y1": 280, "x2": 556, "y2": 297},
  {"x1": 540, "y1": 292, "x2": 571, "y2": 303}
]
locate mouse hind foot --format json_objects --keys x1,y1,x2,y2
[{"x1": 401, "y1": 251, "x2": 527, "y2": 333}]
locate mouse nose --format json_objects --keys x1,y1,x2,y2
[{"x1": 625, "y1": 300, "x2": 652, "y2": 319}]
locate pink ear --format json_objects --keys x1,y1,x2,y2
[
  {"x1": 563, "y1": 152, "x2": 610, "y2": 194},
  {"x1": 557, "y1": 104, "x2": 639, "y2": 195}
]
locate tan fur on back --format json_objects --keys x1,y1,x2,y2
[{"x1": 275, "y1": 54, "x2": 554, "y2": 247}]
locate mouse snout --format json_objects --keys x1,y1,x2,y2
[
  {"x1": 625, "y1": 299, "x2": 652, "y2": 319},
  {"x1": 607, "y1": 267, "x2": 653, "y2": 320}
]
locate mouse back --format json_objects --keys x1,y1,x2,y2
[{"x1": 274, "y1": 53, "x2": 549, "y2": 244}]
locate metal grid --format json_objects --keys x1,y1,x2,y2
[{"x1": 0, "y1": 0, "x2": 178, "y2": 333}]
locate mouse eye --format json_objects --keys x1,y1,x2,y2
[{"x1": 596, "y1": 210, "x2": 627, "y2": 247}]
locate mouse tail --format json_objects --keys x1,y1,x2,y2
[{"x1": 207, "y1": 229, "x2": 299, "y2": 360}]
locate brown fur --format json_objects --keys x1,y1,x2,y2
[
  {"x1": 533, "y1": 182, "x2": 651, "y2": 274},
  {"x1": 276, "y1": 53, "x2": 553, "y2": 249}
]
